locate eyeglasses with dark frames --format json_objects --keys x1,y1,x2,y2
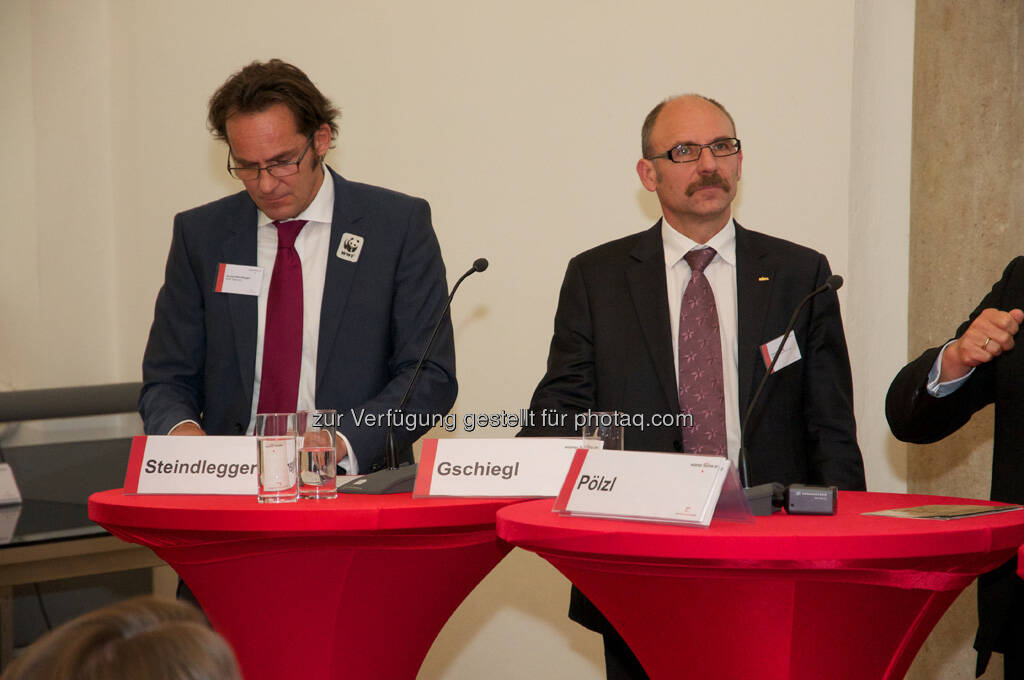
[
  {"x1": 646, "y1": 138, "x2": 741, "y2": 164},
  {"x1": 227, "y1": 136, "x2": 315, "y2": 181}
]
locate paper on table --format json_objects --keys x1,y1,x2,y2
[{"x1": 864, "y1": 504, "x2": 1023, "y2": 520}]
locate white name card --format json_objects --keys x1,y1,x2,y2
[
  {"x1": 124, "y1": 435, "x2": 258, "y2": 495},
  {"x1": 414, "y1": 438, "x2": 581, "y2": 498},
  {"x1": 552, "y1": 449, "x2": 732, "y2": 526}
]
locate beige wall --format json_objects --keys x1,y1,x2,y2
[{"x1": 0, "y1": 1, "x2": 917, "y2": 677}]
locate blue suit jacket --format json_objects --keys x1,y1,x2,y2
[{"x1": 140, "y1": 168, "x2": 457, "y2": 472}]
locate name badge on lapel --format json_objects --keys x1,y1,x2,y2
[
  {"x1": 215, "y1": 264, "x2": 263, "y2": 296},
  {"x1": 760, "y1": 333, "x2": 801, "y2": 373},
  {"x1": 337, "y1": 233, "x2": 364, "y2": 263}
]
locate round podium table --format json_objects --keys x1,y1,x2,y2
[
  {"x1": 496, "y1": 491, "x2": 1024, "y2": 680},
  {"x1": 89, "y1": 490, "x2": 517, "y2": 680}
]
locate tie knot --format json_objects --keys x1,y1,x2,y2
[
  {"x1": 684, "y1": 247, "x2": 717, "y2": 274},
  {"x1": 273, "y1": 220, "x2": 307, "y2": 249}
]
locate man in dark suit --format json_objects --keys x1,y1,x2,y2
[
  {"x1": 887, "y1": 259, "x2": 1024, "y2": 678},
  {"x1": 522, "y1": 94, "x2": 864, "y2": 679},
  {"x1": 140, "y1": 59, "x2": 456, "y2": 474}
]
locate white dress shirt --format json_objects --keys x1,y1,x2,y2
[
  {"x1": 249, "y1": 167, "x2": 356, "y2": 472},
  {"x1": 249, "y1": 167, "x2": 333, "y2": 430},
  {"x1": 662, "y1": 217, "x2": 741, "y2": 466},
  {"x1": 171, "y1": 167, "x2": 356, "y2": 471}
]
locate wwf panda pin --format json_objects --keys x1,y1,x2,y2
[{"x1": 337, "y1": 233, "x2": 364, "y2": 263}]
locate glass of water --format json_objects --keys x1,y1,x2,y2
[
  {"x1": 297, "y1": 409, "x2": 338, "y2": 499},
  {"x1": 580, "y1": 411, "x2": 624, "y2": 450},
  {"x1": 254, "y1": 413, "x2": 298, "y2": 503}
]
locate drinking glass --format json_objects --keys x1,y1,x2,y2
[
  {"x1": 580, "y1": 411, "x2": 624, "y2": 450},
  {"x1": 297, "y1": 409, "x2": 338, "y2": 499},
  {"x1": 254, "y1": 413, "x2": 298, "y2": 503}
]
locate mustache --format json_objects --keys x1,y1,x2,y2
[{"x1": 686, "y1": 173, "x2": 730, "y2": 196}]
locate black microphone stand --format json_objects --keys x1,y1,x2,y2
[
  {"x1": 341, "y1": 259, "x2": 488, "y2": 494},
  {"x1": 738, "y1": 275, "x2": 842, "y2": 514}
]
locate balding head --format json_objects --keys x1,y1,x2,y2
[{"x1": 641, "y1": 94, "x2": 736, "y2": 159}]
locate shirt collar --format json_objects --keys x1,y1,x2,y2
[
  {"x1": 662, "y1": 217, "x2": 736, "y2": 268},
  {"x1": 257, "y1": 164, "x2": 335, "y2": 227}
]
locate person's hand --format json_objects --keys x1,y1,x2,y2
[
  {"x1": 169, "y1": 422, "x2": 206, "y2": 436},
  {"x1": 940, "y1": 308, "x2": 1024, "y2": 382}
]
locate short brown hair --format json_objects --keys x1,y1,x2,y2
[
  {"x1": 1, "y1": 596, "x2": 241, "y2": 680},
  {"x1": 641, "y1": 94, "x2": 736, "y2": 158},
  {"x1": 208, "y1": 59, "x2": 340, "y2": 142}
]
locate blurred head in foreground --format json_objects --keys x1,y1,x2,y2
[{"x1": 1, "y1": 595, "x2": 241, "y2": 680}]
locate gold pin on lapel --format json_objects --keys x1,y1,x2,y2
[{"x1": 757, "y1": 275, "x2": 770, "y2": 282}]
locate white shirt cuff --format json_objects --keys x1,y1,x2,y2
[
  {"x1": 168, "y1": 419, "x2": 201, "y2": 434},
  {"x1": 926, "y1": 340, "x2": 975, "y2": 397},
  {"x1": 338, "y1": 433, "x2": 357, "y2": 475}
]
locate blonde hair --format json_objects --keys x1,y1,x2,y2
[{"x1": 2, "y1": 596, "x2": 241, "y2": 680}]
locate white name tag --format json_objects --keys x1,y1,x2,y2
[
  {"x1": 414, "y1": 438, "x2": 580, "y2": 498},
  {"x1": 215, "y1": 263, "x2": 264, "y2": 296},
  {"x1": 124, "y1": 436, "x2": 258, "y2": 495},
  {"x1": 760, "y1": 332, "x2": 801, "y2": 373},
  {"x1": 553, "y1": 449, "x2": 732, "y2": 526}
]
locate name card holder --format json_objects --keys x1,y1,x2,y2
[
  {"x1": 552, "y1": 449, "x2": 753, "y2": 527},
  {"x1": 414, "y1": 438, "x2": 581, "y2": 498},
  {"x1": 125, "y1": 435, "x2": 258, "y2": 495}
]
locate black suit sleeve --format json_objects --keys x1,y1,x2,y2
[
  {"x1": 520, "y1": 257, "x2": 595, "y2": 438},
  {"x1": 799, "y1": 254, "x2": 865, "y2": 490},
  {"x1": 885, "y1": 259, "x2": 1023, "y2": 444}
]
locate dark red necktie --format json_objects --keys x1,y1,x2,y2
[
  {"x1": 677, "y1": 247, "x2": 727, "y2": 455},
  {"x1": 257, "y1": 220, "x2": 306, "y2": 414}
]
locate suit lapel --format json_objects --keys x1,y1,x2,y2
[
  {"x1": 626, "y1": 222, "x2": 678, "y2": 410},
  {"x1": 734, "y1": 222, "x2": 774, "y2": 413},
  {"x1": 221, "y1": 200, "x2": 259, "y2": 408},
  {"x1": 316, "y1": 170, "x2": 361, "y2": 389}
]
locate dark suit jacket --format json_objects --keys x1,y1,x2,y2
[
  {"x1": 887, "y1": 256, "x2": 1024, "y2": 673},
  {"x1": 140, "y1": 168, "x2": 457, "y2": 473},
  {"x1": 522, "y1": 220, "x2": 865, "y2": 633},
  {"x1": 523, "y1": 221, "x2": 864, "y2": 485}
]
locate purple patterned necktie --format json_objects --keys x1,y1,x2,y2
[
  {"x1": 257, "y1": 219, "x2": 306, "y2": 414},
  {"x1": 677, "y1": 247, "x2": 727, "y2": 455}
]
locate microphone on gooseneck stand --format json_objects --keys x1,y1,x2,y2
[
  {"x1": 739, "y1": 274, "x2": 843, "y2": 515},
  {"x1": 341, "y1": 258, "x2": 489, "y2": 495}
]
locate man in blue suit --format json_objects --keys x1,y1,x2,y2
[{"x1": 140, "y1": 59, "x2": 456, "y2": 474}]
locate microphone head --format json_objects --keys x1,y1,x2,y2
[
  {"x1": 825, "y1": 274, "x2": 843, "y2": 291},
  {"x1": 472, "y1": 258, "x2": 489, "y2": 273}
]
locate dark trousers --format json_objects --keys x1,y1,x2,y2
[
  {"x1": 976, "y1": 558, "x2": 1024, "y2": 679},
  {"x1": 175, "y1": 578, "x2": 208, "y2": 624},
  {"x1": 1006, "y1": 650, "x2": 1024, "y2": 680},
  {"x1": 603, "y1": 629, "x2": 649, "y2": 680}
]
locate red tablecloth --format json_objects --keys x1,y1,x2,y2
[
  {"x1": 496, "y1": 491, "x2": 1024, "y2": 680},
  {"x1": 89, "y1": 490, "x2": 517, "y2": 680}
]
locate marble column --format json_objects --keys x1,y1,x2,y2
[{"x1": 906, "y1": 2, "x2": 1024, "y2": 678}]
